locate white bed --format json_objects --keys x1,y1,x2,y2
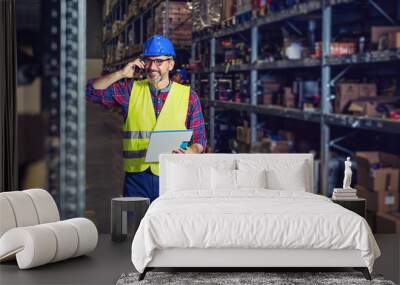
[{"x1": 131, "y1": 154, "x2": 380, "y2": 281}]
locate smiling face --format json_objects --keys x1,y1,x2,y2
[{"x1": 143, "y1": 56, "x2": 175, "y2": 84}]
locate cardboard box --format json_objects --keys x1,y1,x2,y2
[
  {"x1": 261, "y1": 82, "x2": 281, "y2": 93},
  {"x1": 376, "y1": 212, "x2": 400, "y2": 234},
  {"x1": 282, "y1": 87, "x2": 296, "y2": 108},
  {"x1": 371, "y1": 26, "x2": 400, "y2": 44},
  {"x1": 236, "y1": 141, "x2": 250, "y2": 153},
  {"x1": 263, "y1": 94, "x2": 273, "y2": 105},
  {"x1": 335, "y1": 83, "x2": 360, "y2": 113},
  {"x1": 372, "y1": 168, "x2": 399, "y2": 193},
  {"x1": 348, "y1": 100, "x2": 381, "y2": 117},
  {"x1": 250, "y1": 140, "x2": 269, "y2": 153},
  {"x1": 357, "y1": 185, "x2": 377, "y2": 211},
  {"x1": 358, "y1": 166, "x2": 400, "y2": 193},
  {"x1": 236, "y1": 126, "x2": 250, "y2": 144},
  {"x1": 355, "y1": 151, "x2": 400, "y2": 191},
  {"x1": 357, "y1": 185, "x2": 399, "y2": 213},
  {"x1": 270, "y1": 140, "x2": 292, "y2": 153},
  {"x1": 388, "y1": 31, "x2": 400, "y2": 48},
  {"x1": 349, "y1": 96, "x2": 400, "y2": 117},
  {"x1": 359, "y1": 83, "x2": 377, "y2": 98}
]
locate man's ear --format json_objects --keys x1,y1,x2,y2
[{"x1": 168, "y1": 60, "x2": 175, "y2": 71}]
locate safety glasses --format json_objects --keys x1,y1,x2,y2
[{"x1": 142, "y1": 58, "x2": 172, "y2": 67}]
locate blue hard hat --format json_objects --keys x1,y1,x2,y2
[
  {"x1": 143, "y1": 35, "x2": 176, "y2": 57},
  {"x1": 176, "y1": 68, "x2": 189, "y2": 81}
]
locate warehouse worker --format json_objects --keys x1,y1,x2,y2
[{"x1": 86, "y1": 35, "x2": 207, "y2": 202}]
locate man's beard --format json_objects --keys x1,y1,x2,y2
[{"x1": 146, "y1": 70, "x2": 163, "y2": 84}]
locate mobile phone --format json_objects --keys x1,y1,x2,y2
[
  {"x1": 179, "y1": 141, "x2": 189, "y2": 150},
  {"x1": 133, "y1": 65, "x2": 144, "y2": 78}
]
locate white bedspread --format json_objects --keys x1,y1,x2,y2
[{"x1": 131, "y1": 190, "x2": 380, "y2": 273}]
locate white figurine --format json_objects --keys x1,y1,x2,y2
[{"x1": 343, "y1": 157, "x2": 353, "y2": 189}]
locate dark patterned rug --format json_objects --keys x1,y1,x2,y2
[{"x1": 116, "y1": 271, "x2": 396, "y2": 285}]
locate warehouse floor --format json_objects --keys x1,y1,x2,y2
[{"x1": 0, "y1": 234, "x2": 398, "y2": 285}]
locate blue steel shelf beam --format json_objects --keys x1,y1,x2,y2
[{"x1": 320, "y1": 0, "x2": 332, "y2": 196}]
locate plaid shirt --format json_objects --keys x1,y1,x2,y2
[{"x1": 85, "y1": 78, "x2": 207, "y2": 150}]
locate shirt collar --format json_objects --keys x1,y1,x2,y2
[{"x1": 149, "y1": 80, "x2": 172, "y2": 94}]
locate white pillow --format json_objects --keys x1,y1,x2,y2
[
  {"x1": 237, "y1": 159, "x2": 309, "y2": 191},
  {"x1": 266, "y1": 166, "x2": 307, "y2": 191},
  {"x1": 167, "y1": 162, "x2": 211, "y2": 191},
  {"x1": 236, "y1": 169, "x2": 268, "y2": 189},
  {"x1": 211, "y1": 168, "x2": 237, "y2": 190}
]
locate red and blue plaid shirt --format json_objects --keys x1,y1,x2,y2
[{"x1": 85, "y1": 78, "x2": 207, "y2": 150}]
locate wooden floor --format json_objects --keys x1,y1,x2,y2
[{"x1": 1, "y1": 234, "x2": 398, "y2": 285}]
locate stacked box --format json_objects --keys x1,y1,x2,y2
[
  {"x1": 355, "y1": 151, "x2": 400, "y2": 191},
  {"x1": 154, "y1": 2, "x2": 192, "y2": 45},
  {"x1": 335, "y1": 83, "x2": 375, "y2": 113},
  {"x1": 192, "y1": 0, "x2": 222, "y2": 31},
  {"x1": 376, "y1": 212, "x2": 400, "y2": 234},
  {"x1": 359, "y1": 84, "x2": 377, "y2": 98},
  {"x1": 335, "y1": 83, "x2": 360, "y2": 113},
  {"x1": 250, "y1": 129, "x2": 295, "y2": 154},
  {"x1": 355, "y1": 151, "x2": 400, "y2": 233},
  {"x1": 348, "y1": 96, "x2": 400, "y2": 118},
  {"x1": 260, "y1": 77, "x2": 281, "y2": 105},
  {"x1": 357, "y1": 185, "x2": 399, "y2": 214}
]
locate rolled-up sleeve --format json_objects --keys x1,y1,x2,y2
[
  {"x1": 186, "y1": 90, "x2": 207, "y2": 152},
  {"x1": 85, "y1": 78, "x2": 131, "y2": 109}
]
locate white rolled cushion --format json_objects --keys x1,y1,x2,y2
[
  {"x1": 0, "y1": 218, "x2": 98, "y2": 269},
  {"x1": 23, "y1": 189, "x2": 60, "y2": 223},
  {"x1": 236, "y1": 169, "x2": 267, "y2": 189},
  {"x1": 66, "y1": 218, "x2": 98, "y2": 257},
  {"x1": 0, "y1": 196, "x2": 17, "y2": 237},
  {"x1": 0, "y1": 226, "x2": 57, "y2": 269},
  {"x1": 0, "y1": 191, "x2": 39, "y2": 227},
  {"x1": 211, "y1": 168, "x2": 237, "y2": 190},
  {"x1": 237, "y1": 159, "x2": 308, "y2": 191},
  {"x1": 42, "y1": 221, "x2": 79, "y2": 262},
  {"x1": 167, "y1": 162, "x2": 212, "y2": 191}
]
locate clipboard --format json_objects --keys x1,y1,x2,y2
[{"x1": 144, "y1": 130, "x2": 193, "y2": 162}]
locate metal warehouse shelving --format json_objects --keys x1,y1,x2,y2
[
  {"x1": 41, "y1": 0, "x2": 86, "y2": 219},
  {"x1": 102, "y1": 0, "x2": 191, "y2": 72},
  {"x1": 201, "y1": 98, "x2": 400, "y2": 132},
  {"x1": 192, "y1": 0, "x2": 400, "y2": 195},
  {"x1": 103, "y1": 0, "x2": 164, "y2": 46}
]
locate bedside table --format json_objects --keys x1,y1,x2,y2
[
  {"x1": 111, "y1": 197, "x2": 150, "y2": 242},
  {"x1": 331, "y1": 198, "x2": 366, "y2": 218}
]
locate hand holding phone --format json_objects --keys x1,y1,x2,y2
[{"x1": 119, "y1": 58, "x2": 145, "y2": 78}]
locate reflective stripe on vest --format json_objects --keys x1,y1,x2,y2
[
  {"x1": 122, "y1": 130, "x2": 152, "y2": 139},
  {"x1": 122, "y1": 79, "x2": 190, "y2": 176}
]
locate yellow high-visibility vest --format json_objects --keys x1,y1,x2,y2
[{"x1": 123, "y1": 79, "x2": 189, "y2": 176}]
